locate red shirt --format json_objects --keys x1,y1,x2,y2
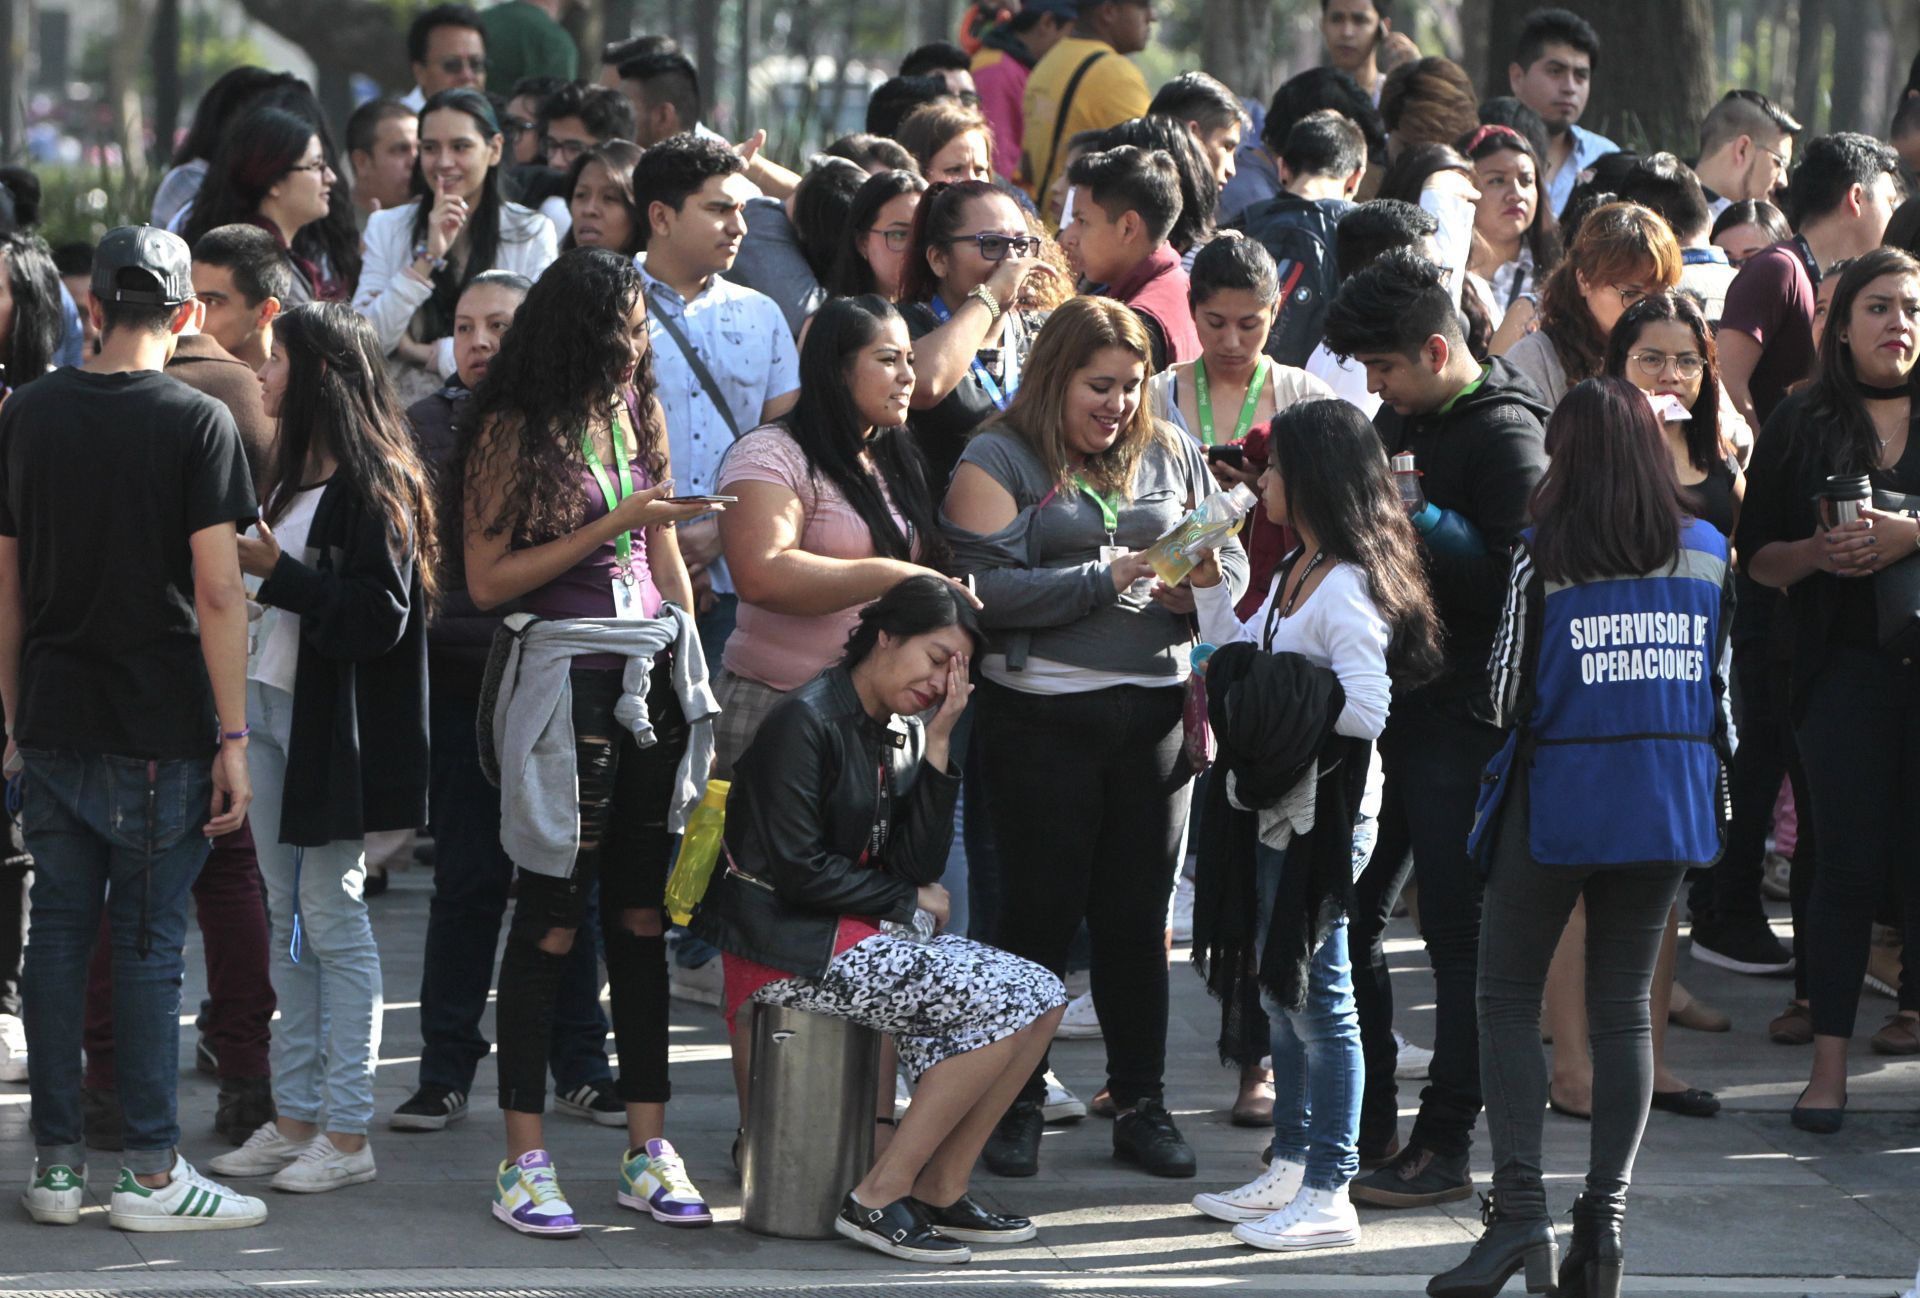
[{"x1": 1718, "y1": 239, "x2": 1817, "y2": 427}]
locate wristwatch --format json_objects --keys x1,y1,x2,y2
[{"x1": 967, "y1": 283, "x2": 1003, "y2": 325}]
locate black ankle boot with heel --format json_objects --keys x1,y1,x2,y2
[
  {"x1": 1557, "y1": 1194, "x2": 1624, "y2": 1298},
  {"x1": 1427, "y1": 1191, "x2": 1559, "y2": 1298}
]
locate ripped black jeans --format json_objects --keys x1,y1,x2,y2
[{"x1": 496, "y1": 663, "x2": 687, "y2": 1114}]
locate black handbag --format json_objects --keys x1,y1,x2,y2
[{"x1": 1871, "y1": 489, "x2": 1920, "y2": 659}]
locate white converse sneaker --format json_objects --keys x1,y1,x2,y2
[
  {"x1": 1041, "y1": 1070, "x2": 1087, "y2": 1123},
  {"x1": 108, "y1": 1155, "x2": 267, "y2": 1232},
  {"x1": 270, "y1": 1134, "x2": 377, "y2": 1193},
  {"x1": 22, "y1": 1162, "x2": 84, "y2": 1224},
  {"x1": 1053, "y1": 991, "x2": 1102, "y2": 1040},
  {"x1": 1191, "y1": 1157, "x2": 1305, "y2": 1223},
  {"x1": 1393, "y1": 1030, "x2": 1434, "y2": 1080},
  {"x1": 209, "y1": 1121, "x2": 312, "y2": 1177},
  {"x1": 1231, "y1": 1184, "x2": 1361, "y2": 1251}
]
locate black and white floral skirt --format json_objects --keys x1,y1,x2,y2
[{"x1": 753, "y1": 933, "x2": 1066, "y2": 1080}]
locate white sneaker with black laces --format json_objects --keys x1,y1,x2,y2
[
  {"x1": 108, "y1": 1155, "x2": 267, "y2": 1232},
  {"x1": 556, "y1": 1081, "x2": 626, "y2": 1127},
  {"x1": 1192, "y1": 1157, "x2": 1305, "y2": 1223},
  {"x1": 270, "y1": 1134, "x2": 376, "y2": 1193},
  {"x1": 1231, "y1": 1184, "x2": 1360, "y2": 1251}
]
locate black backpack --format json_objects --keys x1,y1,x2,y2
[{"x1": 1233, "y1": 194, "x2": 1354, "y2": 367}]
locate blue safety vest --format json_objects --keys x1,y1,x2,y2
[{"x1": 1519, "y1": 517, "x2": 1728, "y2": 869}]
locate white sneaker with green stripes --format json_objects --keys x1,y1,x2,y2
[
  {"x1": 22, "y1": 1162, "x2": 85, "y2": 1224},
  {"x1": 107, "y1": 1154, "x2": 267, "y2": 1231}
]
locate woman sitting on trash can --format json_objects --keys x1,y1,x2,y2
[{"x1": 692, "y1": 574, "x2": 1068, "y2": 1265}]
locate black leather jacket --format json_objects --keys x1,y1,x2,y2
[{"x1": 690, "y1": 666, "x2": 960, "y2": 977}]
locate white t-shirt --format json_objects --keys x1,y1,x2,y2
[
  {"x1": 1304, "y1": 343, "x2": 1382, "y2": 419},
  {"x1": 248, "y1": 484, "x2": 327, "y2": 695}
]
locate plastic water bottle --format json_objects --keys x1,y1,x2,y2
[
  {"x1": 1392, "y1": 453, "x2": 1427, "y2": 513},
  {"x1": 1145, "y1": 483, "x2": 1258, "y2": 585},
  {"x1": 1394, "y1": 452, "x2": 1487, "y2": 558},
  {"x1": 665, "y1": 779, "x2": 730, "y2": 925}
]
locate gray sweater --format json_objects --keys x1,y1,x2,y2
[
  {"x1": 943, "y1": 427, "x2": 1248, "y2": 678},
  {"x1": 492, "y1": 605, "x2": 718, "y2": 878}
]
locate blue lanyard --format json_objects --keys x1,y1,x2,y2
[{"x1": 928, "y1": 295, "x2": 1018, "y2": 410}]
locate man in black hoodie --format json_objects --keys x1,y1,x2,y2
[{"x1": 1321, "y1": 248, "x2": 1550, "y2": 1207}]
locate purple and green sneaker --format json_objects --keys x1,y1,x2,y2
[
  {"x1": 617, "y1": 1138, "x2": 712, "y2": 1226},
  {"x1": 491, "y1": 1150, "x2": 581, "y2": 1238}
]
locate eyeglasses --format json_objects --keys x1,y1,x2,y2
[
  {"x1": 867, "y1": 227, "x2": 912, "y2": 252},
  {"x1": 285, "y1": 159, "x2": 336, "y2": 178},
  {"x1": 1760, "y1": 142, "x2": 1789, "y2": 172},
  {"x1": 1630, "y1": 349, "x2": 1705, "y2": 380},
  {"x1": 543, "y1": 136, "x2": 590, "y2": 163},
  {"x1": 1613, "y1": 284, "x2": 1650, "y2": 307},
  {"x1": 943, "y1": 232, "x2": 1040, "y2": 261},
  {"x1": 503, "y1": 116, "x2": 536, "y2": 136},
  {"x1": 436, "y1": 56, "x2": 487, "y2": 75}
]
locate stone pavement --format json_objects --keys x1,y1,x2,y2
[{"x1": 1, "y1": 869, "x2": 1915, "y2": 1298}]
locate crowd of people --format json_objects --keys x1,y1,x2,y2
[{"x1": 0, "y1": 0, "x2": 1914, "y2": 1291}]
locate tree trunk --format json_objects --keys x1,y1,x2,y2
[
  {"x1": 1459, "y1": 0, "x2": 1493, "y2": 93},
  {"x1": 1545, "y1": 0, "x2": 1716, "y2": 155},
  {"x1": 735, "y1": 0, "x2": 755, "y2": 146},
  {"x1": 692, "y1": 0, "x2": 719, "y2": 125},
  {"x1": 602, "y1": 0, "x2": 638, "y2": 46},
  {"x1": 108, "y1": 0, "x2": 151, "y2": 183},
  {"x1": 1201, "y1": 0, "x2": 1275, "y2": 108},
  {"x1": 1829, "y1": 0, "x2": 1886, "y2": 136},
  {"x1": 231, "y1": 0, "x2": 409, "y2": 93},
  {"x1": 920, "y1": 0, "x2": 953, "y2": 48},
  {"x1": 1791, "y1": 0, "x2": 1830, "y2": 133},
  {"x1": 150, "y1": 0, "x2": 181, "y2": 167},
  {"x1": 0, "y1": 0, "x2": 30, "y2": 159}
]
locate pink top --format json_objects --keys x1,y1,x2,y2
[
  {"x1": 973, "y1": 53, "x2": 1029, "y2": 180},
  {"x1": 719, "y1": 425, "x2": 916, "y2": 691}
]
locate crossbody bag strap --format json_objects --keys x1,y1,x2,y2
[
  {"x1": 1035, "y1": 50, "x2": 1109, "y2": 206},
  {"x1": 647, "y1": 290, "x2": 745, "y2": 442}
]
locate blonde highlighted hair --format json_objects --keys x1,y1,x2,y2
[{"x1": 996, "y1": 296, "x2": 1173, "y2": 501}]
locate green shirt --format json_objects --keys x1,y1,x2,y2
[{"x1": 477, "y1": 1, "x2": 578, "y2": 93}]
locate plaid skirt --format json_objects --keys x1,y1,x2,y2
[{"x1": 712, "y1": 670, "x2": 790, "y2": 780}]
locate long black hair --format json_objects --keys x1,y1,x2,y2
[
  {"x1": 241, "y1": 78, "x2": 362, "y2": 292},
  {"x1": 783, "y1": 295, "x2": 944, "y2": 567},
  {"x1": 792, "y1": 158, "x2": 870, "y2": 285},
  {"x1": 266, "y1": 303, "x2": 439, "y2": 604},
  {"x1": 1266, "y1": 399, "x2": 1442, "y2": 683},
  {"x1": 183, "y1": 107, "x2": 317, "y2": 246},
  {"x1": 1604, "y1": 292, "x2": 1724, "y2": 474},
  {"x1": 458, "y1": 248, "x2": 664, "y2": 552},
  {"x1": 828, "y1": 169, "x2": 928, "y2": 299},
  {"x1": 1530, "y1": 377, "x2": 1691, "y2": 584},
  {"x1": 171, "y1": 67, "x2": 296, "y2": 167},
  {"x1": 1803, "y1": 247, "x2": 1920, "y2": 477},
  {"x1": 841, "y1": 572, "x2": 983, "y2": 668},
  {"x1": 409, "y1": 89, "x2": 512, "y2": 337},
  {"x1": 0, "y1": 233, "x2": 63, "y2": 386}
]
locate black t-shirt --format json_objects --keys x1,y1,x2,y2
[
  {"x1": 0, "y1": 367, "x2": 256, "y2": 758},
  {"x1": 899, "y1": 302, "x2": 1043, "y2": 493}
]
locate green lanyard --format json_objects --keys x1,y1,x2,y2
[
  {"x1": 1193, "y1": 356, "x2": 1270, "y2": 447},
  {"x1": 581, "y1": 418, "x2": 635, "y2": 580},
  {"x1": 1072, "y1": 474, "x2": 1120, "y2": 541}
]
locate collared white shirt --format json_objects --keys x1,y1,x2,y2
[
  {"x1": 638, "y1": 257, "x2": 799, "y2": 595},
  {"x1": 1546, "y1": 122, "x2": 1621, "y2": 218}
]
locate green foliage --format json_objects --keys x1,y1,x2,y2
[{"x1": 32, "y1": 165, "x2": 155, "y2": 250}]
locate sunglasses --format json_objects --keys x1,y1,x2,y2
[
  {"x1": 943, "y1": 232, "x2": 1040, "y2": 261},
  {"x1": 436, "y1": 56, "x2": 487, "y2": 75}
]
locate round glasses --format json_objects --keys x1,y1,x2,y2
[{"x1": 1630, "y1": 349, "x2": 1704, "y2": 380}]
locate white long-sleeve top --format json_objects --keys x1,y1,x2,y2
[
  {"x1": 1194, "y1": 558, "x2": 1393, "y2": 741},
  {"x1": 353, "y1": 199, "x2": 558, "y2": 378}
]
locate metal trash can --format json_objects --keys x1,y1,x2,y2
[{"x1": 741, "y1": 1002, "x2": 881, "y2": 1239}]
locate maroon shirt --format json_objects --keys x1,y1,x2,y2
[
  {"x1": 1110, "y1": 242, "x2": 1201, "y2": 370},
  {"x1": 1718, "y1": 238, "x2": 1817, "y2": 427}
]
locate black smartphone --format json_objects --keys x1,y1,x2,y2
[{"x1": 1205, "y1": 445, "x2": 1245, "y2": 468}]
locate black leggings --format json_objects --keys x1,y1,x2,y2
[
  {"x1": 496, "y1": 663, "x2": 687, "y2": 1113},
  {"x1": 1793, "y1": 648, "x2": 1920, "y2": 1039}
]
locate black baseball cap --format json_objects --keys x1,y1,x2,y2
[{"x1": 91, "y1": 225, "x2": 194, "y2": 307}]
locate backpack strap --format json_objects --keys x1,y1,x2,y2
[{"x1": 1034, "y1": 50, "x2": 1109, "y2": 207}]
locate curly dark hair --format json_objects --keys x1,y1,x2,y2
[{"x1": 454, "y1": 247, "x2": 665, "y2": 554}]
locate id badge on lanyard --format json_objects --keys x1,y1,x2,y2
[{"x1": 584, "y1": 421, "x2": 645, "y2": 619}]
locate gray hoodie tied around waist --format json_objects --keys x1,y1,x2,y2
[{"x1": 491, "y1": 605, "x2": 719, "y2": 878}]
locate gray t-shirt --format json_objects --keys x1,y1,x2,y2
[
  {"x1": 721, "y1": 197, "x2": 824, "y2": 338},
  {"x1": 943, "y1": 426, "x2": 1248, "y2": 679}
]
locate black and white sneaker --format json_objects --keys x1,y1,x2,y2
[
  {"x1": 555, "y1": 1081, "x2": 626, "y2": 1128},
  {"x1": 389, "y1": 1085, "x2": 468, "y2": 1132},
  {"x1": 834, "y1": 1193, "x2": 971, "y2": 1264},
  {"x1": 911, "y1": 1192, "x2": 1037, "y2": 1243},
  {"x1": 1690, "y1": 914, "x2": 1794, "y2": 976}
]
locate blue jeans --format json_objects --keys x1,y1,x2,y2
[
  {"x1": 1254, "y1": 841, "x2": 1362, "y2": 1191},
  {"x1": 20, "y1": 749, "x2": 212, "y2": 1174},
  {"x1": 421, "y1": 689, "x2": 613, "y2": 1093},
  {"x1": 248, "y1": 681, "x2": 382, "y2": 1134}
]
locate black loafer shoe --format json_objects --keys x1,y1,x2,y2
[
  {"x1": 1113, "y1": 1098, "x2": 1197, "y2": 1178},
  {"x1": 1650, "y1": 1087, "x2": 1720, "y2": 1118},
  {"x1": 834, "y1": 1193, "x2": 972, "y2": 1264},
  {"x1": 911, "y1": 1192, "x2": 1037, "y2": 1243},
  {"x1": 982, "y1": 1098, "x2": 1044, "y2": 1177}
]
